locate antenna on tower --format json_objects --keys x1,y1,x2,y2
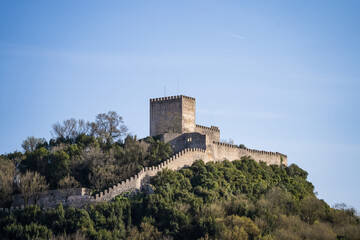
[{"x1": 177, "y1": 80, "x2": 179, "y2": 95}]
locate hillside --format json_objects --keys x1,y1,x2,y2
[
  {"x1": 0, "y1": 112, "x2": 359, "y2": 239},
  {"x1": 0, "y1": 158, "x2": 359, "y2": 239}
]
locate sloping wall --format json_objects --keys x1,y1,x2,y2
[
  {"x1": 4, "y1": 143, "x2": 286, "y2": 212},
  {"x1": 92, "y1": 148, "x2": 206, "y2": 202}
]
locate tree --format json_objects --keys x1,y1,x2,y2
[
  {"x1": 47, "y1": 150, "x2": 71, "y2": 187},
  {"x1": 73, "y1": 145, "x2": 119, "y2": 191},
  {"x1": 58, "y1": 174, "x2": 80, "y2": 203},
  {"x1": 19, "y1": 170, "x2": 49, "y2": 205},
  {"x1": 51, "y1": 118, "x2": 91, "y2": 141},
  {"x1": 0, "y1": 157, "x2": 15, "y2": 207},
  {"x1": 299, "y1": 195, "x2": 328, "y2": 224},
  {"x1": 20, "y1": 147, "x2": 49, "y2": 176},
  {"x1": 21, "y1": 136, "x2": 46, "y2": 152},
  {"x1": 215, "y1": 215, "x2": 260, "y2": 240},
  {"x1": 86, "y1": 147, "x2": 118, "y2": 191},
  {"x1": 239, "y1": 144, "x2": 246, "y2": 149},
  {"x1": 91, "y1": 111, "x2": 128, "y2": 144},
  {"x1": 145, "y1": 136, "x2": 172, "y2": 166}
]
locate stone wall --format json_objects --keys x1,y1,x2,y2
[
  {"x1": 181, "y1": 96, "x2": 196, "y2": 133},
  {"x1": 92, "y1": 148, "x2": 206, "y2": 202},
  {"x1": 150, "y1": 96, "x2": 183, "y2": 136},
  {"x1": 161, "y1": 132, "x2": 206, "y2": 153},
  {"x1": 210, "y1": 141, "x2": 287, "y2": 166},
  {"x1": 3, "y1": 144, "x2": 286, "y2": 212},
  {"x1": 150, "y1": 95, "x2": 196, "y2": 136},
  {"x1": 195, "y1": 124, "x2": 220, "y2": 143},
  {"x1": 11, "y1": 188, "x2": 93, "y2": 210},
  {"x1": 88, "y1": 143, "x2": 286, "y2": 203}
]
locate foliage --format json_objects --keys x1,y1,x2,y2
[
  {"x1": 0, "y1": 156, "x2": 15, "y2": 207},
  {"x1": 1, "y1": 110, "x2": 359, "y2": 239},
  {"x1": 58, "y1": 175, "x2": 80, "y2": 203},
  {"x1": 11, "y1": 113, "x2": 172, "y2": 191},
  {"x1": 145, "y1": 136, "x2": 173, "y2": 166},
  {"x1": 92, "y1": 111, "x2": 128, "y2": 144},
  {"x1": 19, "y1": 171, "x2": 49, "y2": 204},
  {"x1": 21, "y1": 136, "x2": 46, "y2": 152},
  {"x1": 0, "y1": 159, "x2": 359, "y2": 239}
]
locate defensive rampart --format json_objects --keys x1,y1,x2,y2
[
  {"x1": 195, "y1": 124, "x2": 220, "y2": 143},
  {"x1": 2, "y1": 142, "x2": 286, "y2": 212},
  {"x1": 211, "y1": 141, "x2": 287, "y2": 165},
  {"x1": 92, "y1": 148, "x2": 206, "y2": 202}
]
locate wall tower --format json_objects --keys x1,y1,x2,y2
[{"x1": 150, "y1": 95, "x2": 196, "y2": 136}]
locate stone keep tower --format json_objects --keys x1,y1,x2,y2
[{"x1": 150, "y1": 95, "x2": 196, "y2": 136}]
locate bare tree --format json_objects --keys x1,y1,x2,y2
[
  {"x1": 77, "y1": 119, "x2": 91, "y2": 136},
  {"x1": 19, "y1": 170, "x2": 49, "y2": 205},
  {"x1": 92, "y1": 111, "x2": 128, "y2": 143},
  {"x1": 58, "y1": 174, "x2": 80, "y2": 203},
  {"x1": 0, "y1": 158, "x2": 15, "y2": 206},
  {"x1": 63, "y1": 118, "x2": 77, "y2": 139},
  {"x1": 52, "y1": 122, "x2": 66, "y2": 139},
  {"x1": 51, "y1": 118, "x2": 91, "y2": 140},
  {"x1": 21, "y1": 136, "x2": 46, "y2": 152}
]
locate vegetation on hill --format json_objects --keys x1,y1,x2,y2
[
  {"x1": 0, "y1": 159, "x2": 359, "y2": 239},
  {"x1": 0, "y1": 111, "x2": 359, "y2": 239},
  {"x1": 0, "y1": 111, "x2": 172, "y2": 207}
]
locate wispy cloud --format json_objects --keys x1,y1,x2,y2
[{"x1": 226, "y1": 32, "x2": 245, "y2": 40}]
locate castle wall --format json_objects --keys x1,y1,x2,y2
[
  {"x1": 93, "y1": 148, "x2": 206, "y2": 202},
  {"x1": 4, "y1": 144, "x2": 287, "y2": 212},
  {"x1": 195, "y1": 124, "x2": 220, "y2": 143},
  {"x1": 150, "y1": 96, "x2": 183, "y2": 136},
  {"x1": 181, "y1": 96, "x2": 196, "y2": 133},
  {"x1": 150, "y1": 95, "x2": 196, "y2": 136},
  {"x1": 161, "y1": 132, "x2": 206, "y2": 153},
  {"x1": 12, "y1": 188, "x2": 92, "y2": 209},
  {"x1": 210, "y1": 141, "x2": 287, "y2": 165}
]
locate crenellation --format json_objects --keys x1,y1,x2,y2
[{"x1": 196, "y1": 124, "x2": 220, "y2": 132}]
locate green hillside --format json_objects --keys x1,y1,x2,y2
[
  {"x1": 0, "y1": 158, "x2": 359, "y2": 240},
  {"x1": 0, "y1": 112, "x2": 359, "y2": 239}
]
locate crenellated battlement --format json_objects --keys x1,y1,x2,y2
[
  {"x1": 213, "y1": 141, "x2": 287, "y2": 158},
  {"x1": 196, "y1": 124, "x2": 220, "y2": 132},
  {"x1": 245, "y1": 148, "x2": 287, "y2": 158},
  {"x1": 150, "y1": 95, "x2": 195, "y2": 102},
  {"x1": 92, "y1": 148, "x2": 206, "y2": 202},
  {"x1": 213, "y1": 141, "x2": 238, "y2": 148}
]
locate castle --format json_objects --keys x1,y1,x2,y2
[
  {"x1": 150, "y1": 95, "x2": 287, "y2": 166},
  {"x1": 2, "y1": 95, "x2": 287, "y2": 211}
]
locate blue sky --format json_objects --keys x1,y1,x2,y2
[{"x1": 1, "y1": 1, "x2": 359, "y2": 211}]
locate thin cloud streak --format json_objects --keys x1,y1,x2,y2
[{"x1": 227, "y1": 32, "x2": 245, "y2": 40}]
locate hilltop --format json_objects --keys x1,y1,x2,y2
[
  {"x1": 0, "y1": 110, "x2": 359, "y2": 239},
  {"x1": 0, "y1": 156, "x2": 359, "y2": 239}
]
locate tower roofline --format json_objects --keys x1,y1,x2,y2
[{"x1": 150, "y1": 95, "x2": 195, "y2": 102}]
